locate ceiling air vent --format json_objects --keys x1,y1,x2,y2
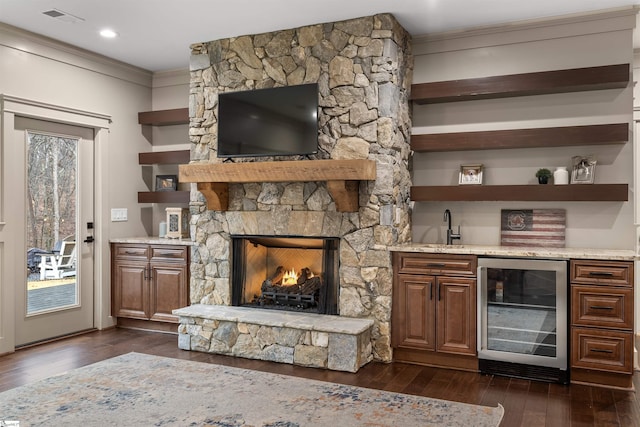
[
  {"x1": 42, "y1": 9, "x2": 85, "y2": 24},
  {"x1": 42, "y1": 10, "x2": 64, "y2": 18}
]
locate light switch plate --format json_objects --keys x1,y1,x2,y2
[{"x1": 111, "y1": 208, "x2": 128, "y2": 222}]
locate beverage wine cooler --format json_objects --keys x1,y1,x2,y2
[{"x1": 477, "y1": 257, "x2": 568, "y2": 383}]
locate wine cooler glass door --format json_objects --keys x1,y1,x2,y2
[{"x1": 478, "y1": 258, "x2": 567, "y2": 370}]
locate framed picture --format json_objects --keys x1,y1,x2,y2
[
  {"x1": 570, "y1": 156, "x2": 596, "y2": 184},
  {"x1": 459, "y1": 164, "x2": 483, "y2": 185},
  {"x1": 156, "y1": 175, "x2": 178, "y2": 191}
]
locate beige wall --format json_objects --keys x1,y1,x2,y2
[
  {"x1": 0, "y1": 24, "x2": 155, "y2": 238},
  {"x1": 0, "y1": 23, "x2": 154, "y2": 349},
  {"x1": 0, "y1": 8, "x2": 637, "y2": 350},
  {"x1": 146, "y1": 70, "x2": 190, "y2": 237},
  {"x1": 410, "y1": 9, "x2": 636, "y2": 250}
]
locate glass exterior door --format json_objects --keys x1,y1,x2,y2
[{"x1": 13, "y1": 117, "x2": 94, "y2": 346}]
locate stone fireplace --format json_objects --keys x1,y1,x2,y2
[
  {"x1": 230, "y1": 235, "x2": 339, "y2": 315},
  {"x1": 177, "y1": 13, "x2": 413, "y2": 367}
]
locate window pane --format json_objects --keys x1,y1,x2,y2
[{"x1": 26, "y1": 132, "x2": 78, "y2": 314}]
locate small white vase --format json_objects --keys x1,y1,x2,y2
[{"x1": 553, "y1": 167, "x2": 569, "y2": 185}]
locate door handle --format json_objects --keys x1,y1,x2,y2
[{"x1": 84, "y1": 236, "x2": 95, "y2": 243}]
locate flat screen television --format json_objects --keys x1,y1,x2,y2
[{"x1": 217, "y1": 83, "x2": 319, "y2": 158}]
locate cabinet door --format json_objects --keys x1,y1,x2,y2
[
  {"x1": 392, "y1": 274, "x2": 436, "y2": 350},
  {"x1": 571, "y1": 327, "x2": 633, "y2": 374},
  {"x1": 113, "y1": 260, "x2": 149, "y2": 319},
  {"x1": 395, "y1": 253, "x2": 477, "y2": 277},
  {"x1": 570, "y1": 260, "x2": 633, "y2": 287},
  {"x1": 436, "y1": 276, "x2": 476, "y2": 355},
  {"x1": 149, "y1": 262, "x2": 188, "y2": 323},
  {"x1": 571, "y1": 285, "x2": 633, "y2": 330}
]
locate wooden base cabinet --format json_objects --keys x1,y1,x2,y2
[
  {"x1": 112, "y1": 243, "x2": 189, "y2": 327},
  {"x1": 570, "y1": 259, "x2": 634, "y2": 389},
  {"x1": 392, "y1": 252, "x2": 477, "y2": 370}
]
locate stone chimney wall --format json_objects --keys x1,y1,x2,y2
[{"x1": 187, "y1": 13, "x2": 413, "y2": 362}]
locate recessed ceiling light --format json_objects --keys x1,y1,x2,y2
[{"x1": 99, "y1": 29, "x2": 118, "y2": 39}]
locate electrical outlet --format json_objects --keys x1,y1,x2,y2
[{"x1": 111, "y1": 208, "x2": 128, "y2": 222}]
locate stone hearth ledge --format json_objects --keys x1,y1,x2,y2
[{"x1": 173, "y1": 305, "x2": 374, "y2": 373}]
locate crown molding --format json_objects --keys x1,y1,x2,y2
[
  {"x1": 0, "y1": 22, "x2": 152, "y2": 87},
  {"x1": 413, "y1": 6, "x2": 638, "y2": 55},
  {"x1": 152, "y1": 69, "x2": 190, "y2": 88}
]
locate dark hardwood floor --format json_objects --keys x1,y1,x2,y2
[{"x1": 1, "y1": 328, "x2": 639, "y2": 426}]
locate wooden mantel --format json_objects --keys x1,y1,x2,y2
[{"x1": 179, "y1": 159, "x2": 377, "y2": 212}]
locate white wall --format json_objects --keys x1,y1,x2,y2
[{"x1": 411, "y1": 9, "x2": 636, "y2": 250}]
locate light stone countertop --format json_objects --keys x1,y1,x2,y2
[
  {"x1": 110, "y1": 237, "x2": 195, "y2": 246},
  {"x1": 109, "y1": 238, "x2": 636, "y2": 260},
  {"x1": 385, "y1": 243, "x2": 637, "y2": 261}
]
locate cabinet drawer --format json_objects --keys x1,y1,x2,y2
[
  {"x1": 570, "y1": 260, "x2": 633, "y2": 287},
  {"x1": 571, "y1": 327, "x2": 633, "y2": 374},
  {"x1": 113, "y1": 244, "x2": 149, "y2": 259},
  {"x1": 394, "y1": 253, "x2": 477, "y2": 276},
  {"x1": 150, "y1": 245, "x2": 188, "y2": 262},
  {"x1": 571, "y1": 285, "x2": 633, "y2": 330}
]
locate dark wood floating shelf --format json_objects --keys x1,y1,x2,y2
[
  {"x1": 410, "y1": 184, "x2": 628, "y2": 202},
  {"x1": 138, "y1": 108, "x2": 189, "y2": 126},
  {"x1": 411, "y1": 123, "x2": 628, "y2": 152},
  {"x1": 411, "y1": 63, "x2": 629, "y2": 104},
  {"x1": 139, "y1": 150, "x2": 190, "y2": 165},
  {"x1": 138, "y1": 191, "x2": 190, "y2": 204},
  {"x1": 179, "y1": 159, "x2": 376, "y2": 212}
]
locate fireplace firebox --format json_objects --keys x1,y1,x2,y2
[{"x1": 230, "y1": 236, "x2": 339, "y2": 314}]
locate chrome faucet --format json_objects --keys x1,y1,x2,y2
[{"x1": 443, "y1": 209, "x2": 461, "y2": 245}]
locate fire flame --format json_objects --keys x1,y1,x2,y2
[{"x1": 282, "y1": 268, "x2": 298, "y2": 285}]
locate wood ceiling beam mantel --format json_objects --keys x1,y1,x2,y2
[{"x1": 179, "y1": 159, "x2": 377, "y2": 212}]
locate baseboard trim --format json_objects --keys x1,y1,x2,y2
[{"x1": 116, "y1": 317, "x2": 178, "y2": 334}]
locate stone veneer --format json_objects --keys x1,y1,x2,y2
[
  {"x1": 186, "y1": 13, "x2": 412, "y2": 362},
  {"x1": 175, "y1": 305, "x2": 373, "y2": 372}
]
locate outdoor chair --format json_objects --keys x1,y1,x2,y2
[
  {"x1": 39, "y1": 239, "x2": 77, "y2": 280},
  {"x1": 27, "y1": 248, "x2": 50, "y2": 274}
]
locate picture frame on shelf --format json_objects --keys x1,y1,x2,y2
[
  {"x1": 156, "y1": 175, "x2": 178, "y2": 191},
  {"x1": 459, "y1": 164, "x2": 483, "y2": 185},
  {"x1": 570, "y1": 156, "x2": 596, "y2": 184}
]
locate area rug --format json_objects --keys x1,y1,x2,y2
[{"x1": 0, "y1": 352, "x2": 504, "y2": 426}]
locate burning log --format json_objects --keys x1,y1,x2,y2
[
  {"x1": 262, "y1": 266, "x2": 299, "y2": 293},
  {"x1": 263, "y1": 266, "x2": 285, "y2": 288},
  {"x1": 298, "y1": 276, "x2": 322, "y2": 295},
  {"x1": 261, "y1": 266, "x2": 322, "y2": 296},
  {"x1": 296, "y1": 267, "x2": 313, "y2": 285}
]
